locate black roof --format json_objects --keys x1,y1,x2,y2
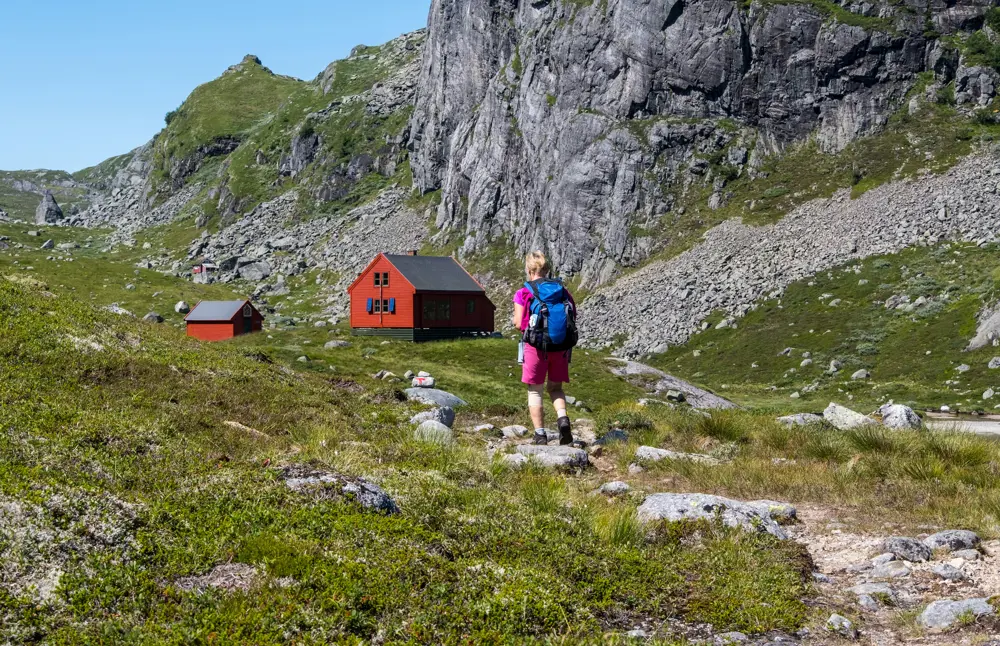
[{"x1": 384, "y1": 254, "x2": 485, "y2": 293}]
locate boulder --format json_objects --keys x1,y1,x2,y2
[
  {"x1": 777, "y1": 413, "x2": 824, "y2": 427},
  {"x1": 281, "y1": 465, "x2": 398, "y2": 514},
  {"x1": 851, "y1": 369, "x2": 871, "y2": 380},
  {"x1": 990, "y1": 357, "x2": 1000, "y2": 369},
  {"x1": 635, "y1": 493, "x2": 788, "y2": 539},
  {"x1": 923, "y1": 529, "x2": 980, "y2": 552},
  {"x1": 409, "y1": 407, "x2": 455, "y2": 428},
  {"x1": 404, "y1": 388, "x2": 467, "y2": 408},
  {"x1": 35, "y1": 191, "x2": 63, "y2": 225},
  {"x1": 596, "y1": 429, "x2": 630, "y2": 445},
  {"x1": 413, "y1": 420, "x2": 454, "y2": 444},
  {"x1": 823, "y1": 403, "x2": 877, "y2": 430},
  {"x1": 880, "y1": 536, "x2": 932, "y2": 562},
  {"x1": 41, "y1": 239, "x2": 54, "y2": 250},
  {"x1": 634, "y1": 445, "x2": 720, "y2": 465},
  {"x1": 324, "y1": 340, "x2": 350, "y2": 349},
  {"x1": 174, "y1": 301, "x2": 190, "y2": 314},
  {"x1": 143, "y1": 312, "x2": 164, "y2": 323},
  {"x1": 515, "y1": 445, "x2": 589, "y2": 469},
  {"x1": 501, "y1": 453, "x2": 529, "y2": 468},
  {"x1": 871, "y1": 561, "x2": 911, "y2": 578},
  {"x1": 849, "y1": 582, "x2": 896, "y2": 605},
  {"x1": 238, "y1": 261, "x2": 272, "y2": 281},
  {"x1": 918, "y1": 598, "x2": 995, "y2": 630},
  {"x1": 878, "y1": 404, "x2": 922, "y2": 430}
]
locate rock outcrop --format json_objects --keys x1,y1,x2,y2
[
  {"x1": 409, "y1": 0, "x2": 991, "y2": 288},
  {"x1": 35, "y1": 191, "x2": 63, "y2": 225}
]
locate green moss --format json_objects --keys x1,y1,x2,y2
[{"x1": 763, "y1": 0, "x2": 896, "y2": 32}]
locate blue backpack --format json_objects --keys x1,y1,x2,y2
[{"x1": 523, "y1": 279, "x2": 578, "y2": 353}]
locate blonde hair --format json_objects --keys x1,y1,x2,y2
[{"x1": 525, "y1": 251, "x2": 550, "y2": 278}]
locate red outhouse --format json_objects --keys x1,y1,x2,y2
[
  {"x1": 348, "y1": 252, "x2": 496, "y2": 341},
  {"x1": 185, "y1": 300, "x2": 264, "y2": 342}
]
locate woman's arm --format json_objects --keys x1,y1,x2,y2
[{"x1": 512, "y1": 302, "x2": 524, "y2": 329}]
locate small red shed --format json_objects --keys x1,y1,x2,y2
[
  {"x1": 185, "y1": 299, "x2": 264, "y2": 342},
  {"x1": 348, "y1": 252, "x2": 496, "y2": 341}
]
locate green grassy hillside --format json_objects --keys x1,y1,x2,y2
[
  {"x1": 653, "y1": 242, "x2": 1000, "y2": 412},
  {"x1": 0, "y1": 170, "x2": 91, "y2": 221}
]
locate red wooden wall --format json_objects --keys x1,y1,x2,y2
[
  {"x1": 349, "y1": 256, "x2": 417, "y2": 329},
  {"x1": 186, "y1": 309, "x2": 264, "y2": 342},
  {"x1": 413, "y1": 293, "x2": 495, "y2": 331}
]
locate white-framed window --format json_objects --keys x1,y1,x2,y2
[
  {"x1": 374, "y1": 299, "x2": 382, "y2": 313},
  {"x1": 374, "y1": 273, "x2": 381, "y2": 287},
  {"x1": 382, "y1": 272, "x2": 389, "y2": 286}
]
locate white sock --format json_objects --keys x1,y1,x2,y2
[{"x1": 534, "y1": 427, "x2": 546, "y2": 435}]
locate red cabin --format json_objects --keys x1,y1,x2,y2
[
  {"x1": 348, "y1": 252, "x2": 496, "y2": 341},
  {"x1": 185, "y1": 299, "x2": 264, "y2": 342}
]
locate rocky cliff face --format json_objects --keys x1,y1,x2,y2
[{"x1": 408, "y1": 0, "x2": 995, "y2": 287}]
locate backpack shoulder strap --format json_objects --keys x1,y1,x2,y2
[{"x1": 526, "y1": 280, "x2": 543, "y2": 301}]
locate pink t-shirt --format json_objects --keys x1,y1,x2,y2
[{"x1": 513, "y1": 285, "x2": 575, "y2": 331}]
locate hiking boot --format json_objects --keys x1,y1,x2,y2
[
  {"x1": 532, "y1": 431, "x2": 548, "y2": 445},
  {"x1": 557, "y1": 416, "x2": 573, "y2": 445}
]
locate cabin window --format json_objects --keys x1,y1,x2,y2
[
  {"x1": 423, "y1": 298, "x2": 451, "y2": 321},
  {"x1": 466, "y1": 299, "x2": 475, "y2": 314},
  {"x1": 382, "y1": 299, "x2": 390, "y2": 313},
  {"x1": 243, "y1": 304, "x2": 252, "y2": 317},
  {"x1": 382, "y1": 272, "x2": 389, "y2": 286},
  {"x1": 373, "y1": 273, "x2": 381, "y2": 287},
  {"x1": 374, "y1": 299, "x2": 382, "y2": 313}
]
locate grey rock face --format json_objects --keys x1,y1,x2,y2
[
  {"x1": 918, "y1": 598, "x2": 996, "y2": 630},
  {"x1": 237, "y1": 260, "x2": 271, "y2": 281},
  {"x1": 409, "y1": 0, "x2": 961, "y2": 291},
  {"x1": 35, "y1": 191, "x2": 63, "y2": 225},
  {"x1": 878, "y1": 403, "x2": 922, "y2": 430},
  {"x1": 823, "y1": 403, "x2": 877, "y2": 430},
  {"x1": 281, "y1": 465, "x2": 399, "y2": 514},
  {"x1": 923, "y1": 529, "x2": 980, "y2": 552},
  {"x1": 635, "y1": 493, "x2": 788, "y2": 539},
  {"x1": 404, "y1": 388, "x2": 467, "y2": 408},
  {"x1": 515, "y1": 444, "x2": 589, "y2": 469},
  {"x1": 880, "y1": 536, "x2": 932, "y2": 562}
]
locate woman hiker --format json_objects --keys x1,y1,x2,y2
[{"x1": 512, "y1": 251, "x2": 578, "y2": 445}]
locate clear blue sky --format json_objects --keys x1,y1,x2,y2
[{"x1": 0, "y1": 0, "x2": 431, "y2": 173}]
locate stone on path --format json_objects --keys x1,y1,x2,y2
[
  {"x1": 918, "y1": 598, "x2": 995, "y2": 630},
  {"x1": 635, "y1": 493, "x2": 788, "y2": 539},
  {"x1": 747, "y1": 500, "x2": 797, "y2": 523},
  {"x1": 953, "y1": 549, "x2": 981, "y2": 561},
  {"x1": 411, "y1": 376, "x2": 436, "y2": 388},
  {"x1": 634, "y1": 445, "x2": 720, "y2": 465},
  {"x1": 404, "y1": 388, "x2": 467, "y2": 408},
  {"x1": 849, "y1": 582, "x2": 896, "y2": 605},
  {"x1": 924, "y1": 529, "x2": 980, "y2": 552},
  {"x1": 777, "y1": 413, "x2": 824, "y2": 427},
  {"x1": 826, "y1": 613, "x2": 858, "y2": 640},
  {"x1": 515, "y1": 445, "x2": 589, "y2": 469},
  {"x1": 607, "y1": 359, "x2": 737, "y2": 409},
  {"x1": 598, "y1": 481, "x2": 631, "y2": 496},
  {"x1": 413, "y1": 421, "x2": 454, "y2": 444},
  {"x1": 409, "y1": 407, "x2": 455, "y2": 428},
  {"x1": 871, "y1": 561, "x2": 911, "y2": 578},
  {"x1": 501, "y1": 425, "x2": 529, "y2": 438},
  {"x1": 878, "y1": 403, "x2": 922, "y2": 430},
  {"x1": 823, "y1": 403, "x2": 878, "y2": 430},
  {"x1": 931, "y1": 563, "x2": 966, "y2": 581},
  {"x1": 880, "y1": 536, "x2": 931, "y2": 562}
]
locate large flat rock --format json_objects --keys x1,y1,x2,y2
[
  {"x1": 635, "y1": 493, "x2": 788, "y2": 539},
  {"x1": 515, "y1": 445, "x2": 589, "y2": 469},
  {"x1": 607, "y1": 359, "x2": 737, "y2": 410}
]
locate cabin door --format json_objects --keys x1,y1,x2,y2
[{"x1": 242, "y1": 304, "x2": 253, "y2": 334}]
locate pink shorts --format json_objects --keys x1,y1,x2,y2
[{"x1": 521, "y1": 345, "x2": 570, "y2": 385}]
